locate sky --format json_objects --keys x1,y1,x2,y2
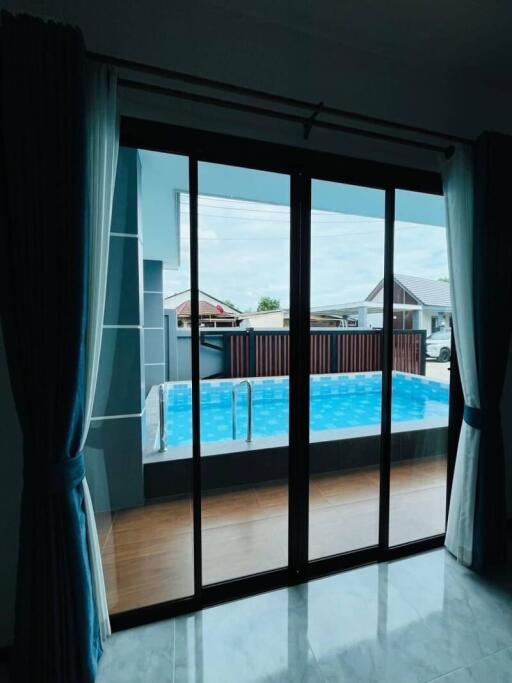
[{"x1": 162, "y1": 193, "x2": 449, "y2": 311}]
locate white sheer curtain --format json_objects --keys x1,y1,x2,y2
[
  {"x1": 443, "y1": 145, "x2": 480, "y2": 566},
  {"x1": 80, "y1": 63, "x2": 119, "y2": 640}
]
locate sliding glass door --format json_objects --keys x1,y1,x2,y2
[
  {"x1": 95, "y1": 119, "x2": 454, "y2": 626},
  {"x1": 196, "y1": 162, "x2": 291, "y2": 584},
  {"x1": 389, "y1": 189, "x2": 450, "y2": 546},
  {"x1": 308, "y1": 179, "x2": 385, "y2": 559}
]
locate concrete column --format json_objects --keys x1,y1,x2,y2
[
  {"x1": 166, "y1": 309, "x2": 179, "y2": 381},
  {"x1": 143, "y1": 260, "x2": 165, "y2": 394},
  {"x1": 84, "y1": 148, "x2": 145, "y2": 512}
]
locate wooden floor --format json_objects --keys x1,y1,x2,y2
[{"x1": 97, "y1": 457, "x2": 447, "y2": 614}]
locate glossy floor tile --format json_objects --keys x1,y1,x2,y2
[
  {"x1": 97, "y1": 548, "x2": 512, "y2": 683},
  {"x1": 101, "y1": 457, "x2": 447, "y2": 613}
]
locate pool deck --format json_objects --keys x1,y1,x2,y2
[{"x1": 98, "y1": 456, "x2": 447, "y2": 615}]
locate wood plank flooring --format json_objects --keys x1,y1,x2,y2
[{"x1": 98, "y1": 456, "x2": 447, "y2": 614}]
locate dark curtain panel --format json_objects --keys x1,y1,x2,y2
[
  {"x1": 472, "y1": 132, "x2": 512, "y2": 572},
  {"x1": 0, "y1": 13, "x2": 101, "y2": 683}
]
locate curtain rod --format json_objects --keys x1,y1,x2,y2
[{"x1": 88, "y1": 51, "x2": 471, "y2": 155}]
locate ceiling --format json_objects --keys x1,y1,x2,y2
[
  {"x1": 204, "y1": 0, "x2": 512, "y2": 88},
  {"x1": 3, "y1": 0, "x2": 512, "y2": 142}
]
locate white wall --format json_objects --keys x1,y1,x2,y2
[
  {"x1": 420, "y1": 310, "x2": 433, "y2": 333},
  {"x1": 239, "y1": 311, "x2": 285, "y2": 328}
]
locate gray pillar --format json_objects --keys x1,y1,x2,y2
[
  {"x1": 84, "y1": 149, "x2": 145, "y2": 512},
  {"x1": 143, "y1": 260, "x2": 165, "y2": 394},
  {"x1": 166, "y1": 309, "x2": 179, "y2": 381}
]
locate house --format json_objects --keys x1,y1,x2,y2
[
  {"x1": 237, "y1": 308, "x2": 288, "y2": 328},
  {"x1": 312, "y1": 274, "x2": 451, "y2": 332},
  {"x1": 237, "y1": 309, "x2": 349, "y2": 328},
  {"x1": 367, "y1": 274, "x2": 452, "y2": 332},
  {"x1": 164, "y1": 289, "x2": 240, "y2": 327}
]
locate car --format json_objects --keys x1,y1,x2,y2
[{"x1": 426, "y1": 328, "x2": 451, "y2": 362}]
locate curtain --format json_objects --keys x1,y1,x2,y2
[
  {"x1": 443, "y1": 136, "x2": 512, "y2": 571},
  {"x1": 443, "y1": 146, "x2": 480, "y2": 566},
  {"x1": 471, "y1": 133, "x2": 512, "y2": 571},
  {"x1": 80, "y1": 63, "x2": 119, "y2": 640},
  {"x1": 81, "y1": 63, "x2": 119, "y2": 643},
  {"x1": 0, "y1": 13, "x2": 100, "y2": 683}
]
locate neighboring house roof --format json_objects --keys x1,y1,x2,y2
[
  {"x1": 395, "y1": 274, "x2": 451, "y2": 307},
  {"x1": 368, "y1": 274, "x2": 451, "y2": 308},
  {"x1": 164, "y1": 288, "x2": 241, "y2": 314},
  {"x1": 174, "y1": 300, "x2": 236, "y2": 317}
]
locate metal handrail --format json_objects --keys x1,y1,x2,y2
[
  {"x1": 231, "y1": 379, "x2": 253, "y2": 443},
  {"x1": 158, "y1": 384, "x2": 167, "y2": 452}
]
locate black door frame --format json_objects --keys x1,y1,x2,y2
[{"x1": 111, "y1": 117, "x2": 460, "y2": 632}]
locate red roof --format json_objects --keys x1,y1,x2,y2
[{"x1": 175, "y1": 300, "x2": 236, "y2": 317}]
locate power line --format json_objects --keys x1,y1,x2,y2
[
  {"x1": 182, "y1": 197, "x2": 384, "y2": 219},
  {"x1": 177, "y1": 222, "x2": 444, "y2": 241}
]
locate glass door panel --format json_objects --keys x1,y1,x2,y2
[
  {"x1": 196, "y1": 162, "x2": 291, "y2": 584},
  {"x1": 308, "y1": 179, "x2": 385, "y2": 559},
  {"x1": 87, "y1": 148, "x2": 195, "y2": 614},
  {"x1": 389, "y1": 189, "x2": 449, "y2": 545}
]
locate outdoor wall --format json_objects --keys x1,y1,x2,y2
[
  {"x1": 169, "y1": 327, "x2": 224, "y2": 380},
  {"x1": 144, "y1": 260, "x2": 166, "y2": 394},
  {"x1": 140, "y1": 151, "x2": 188, "y2": 269},
  {"x1": 84, "y1": 148, "x2": 145, "y2": 513}
]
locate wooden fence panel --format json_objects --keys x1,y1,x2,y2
[
  {"x1": 393, "y1": 332, "x2": 424, "y2": 374},
  {"x1": 310, "y1": 334, "x2": 331, "y2": 374},
  {"x1": 224, "y1": 330, "x2": 425, "y2": 378},
  {"x1": 229, "y1": 334, "x2": 249, "y2": 378}
]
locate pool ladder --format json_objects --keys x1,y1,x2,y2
[{"x1": 231, "y1": 380, "x2": 253, "y2": 443}]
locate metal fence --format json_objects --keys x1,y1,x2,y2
[{"x1": 199, "y1": 328, "x2": 426, "y2": 378}]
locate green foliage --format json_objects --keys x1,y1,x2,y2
[{"x1": 257, "y1": 296, "x2": 280, "y2": 311}]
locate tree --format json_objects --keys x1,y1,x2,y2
[{"x1": 257, "y1": 296, "x2": 280, "y2": 311}]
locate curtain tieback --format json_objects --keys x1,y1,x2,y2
[
  {"x1": 463, "y1": 405, "x2": 483, "y2": 430},
  {"x1": 24, "y1": 451, "x2": 86, "y2": 494}
]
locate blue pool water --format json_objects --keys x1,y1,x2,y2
[{"x1": 166, "y1": 372, "x2": 449, "y2": 447}]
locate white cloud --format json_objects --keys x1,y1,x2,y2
[{"x1": 163, "y1": 196, "x2": 448, "y2": 310}]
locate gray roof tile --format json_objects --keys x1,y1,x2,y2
[{"x1": 394, "y1": 274, "x2": 451, "y2": 307}]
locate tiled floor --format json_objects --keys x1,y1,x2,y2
[
  {"x1": 97, "y1": 548, "x2": 512, "y2": 683},
  {"x1": 100, "y1": 457, "x2": 447, "y2": 614}
]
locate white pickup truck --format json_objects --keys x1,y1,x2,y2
[{"x1": 426, "y1": 329, "x2": 451, "y2": 362}]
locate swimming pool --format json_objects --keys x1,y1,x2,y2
[{"x1": 165, "y1": 372, "x2": 449, "y2": 447}]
